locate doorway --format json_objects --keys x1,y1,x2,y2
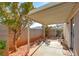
[{"x1": 70, "y1": 18, "x2": 75, "y2": 51}]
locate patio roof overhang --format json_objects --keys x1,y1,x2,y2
[{"x1": 28, "y1": 2, "x2": 79, "y2": 25}]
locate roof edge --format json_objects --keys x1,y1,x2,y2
[{"x1": 28, "y1": 2, "x2": 63, "y2": 15}]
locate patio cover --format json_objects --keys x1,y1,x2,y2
[{"x1": 28, "y1": 2, "x2": 79, "y2": 25}]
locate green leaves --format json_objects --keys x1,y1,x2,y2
[
  {"x1": 0, "y1": 2, "x2": 33, "y2": 51},
  {"x1": 0, "y1": 2, "x2": 33, "y2": 33},
  {"x1": 1, "y1": 19, "x2": 20, "y2": 32},
  {"x1": 0, "y1": 2, "x2": 11, "y2": 7},
  {"x1": 0, "y1": 40, "x2": 6, "y2": 49},
  {"x1": 0, "y1": 40, "x2": 6, "y2": 56},
  {"x1": 11, "y1": 2, "x2": 19, "y2": 14},
  {"x1": 20, "y1": 2, "x2": 33, "y2": 15}
]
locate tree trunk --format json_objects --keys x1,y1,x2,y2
[{"x1": 13, "y1": 31, "x2": 18, "y2": 51}]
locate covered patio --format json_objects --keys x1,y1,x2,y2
[
  {"x1": 27, "y1": 2, "x2": 79, "y2": 56},
  {"x1": 8, "y1": 2, "x2": 79, "y2": 56}
]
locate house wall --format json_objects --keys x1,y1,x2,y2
[
  {"x1": 63, "y1": 22, "x2": 71, "y2": 48},
  {"x1": 63, "y1": 10, "x2": 79, "y2": 56},
  {"x1": 73, "y1": 10, "x2": 79, "y2": 55}
]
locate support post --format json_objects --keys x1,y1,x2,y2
[
  {"x1": 42, "y1": 25, "x2": 46, "y2": 40},
  {"x1": 27, "y1": 20, "x2": 30, "y2": 55}
]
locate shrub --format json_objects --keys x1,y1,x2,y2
[{"x1": 0, "y1": 40, "x2": 6, "y2": 49}]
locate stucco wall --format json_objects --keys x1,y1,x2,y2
[
  {"x1": 0, "y1": 24, "x2": 8, "y2": 41},
  {"x1": 17, "y1": 29, "x2": 43, "y2": 47},
  {"x1": 63, "y1": 10, "x2": 79, "y2": 56},
  {"x1": 63, "y1": 22, "x2": 71, "y2": 48},
  {"x1": 9, "y1": 28, "x2": 43, "y2": 50},
  {"x1": 73, "y1": 10, "x2": 79, "y2": 55},
  {"x1": 0, "y1": 24, "x2": 8, "y2": 55}
]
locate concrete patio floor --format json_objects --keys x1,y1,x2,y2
[
  {"x1": 9, "y1": 39, "x2": 73, "y2": 56},
  {"x1": 32, "y1": 40, "x2": 72, "y2": 56}
]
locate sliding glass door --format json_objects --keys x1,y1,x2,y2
[{"x1": 71, "y1": 18, "x2": 75, "y2": 51}]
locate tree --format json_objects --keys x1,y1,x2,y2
[
  {"x1": 55, "y1": 24, "x2": 63, "y2": 38},
  {"x1": 45, "y1": 25, "x2": 50, "y2": 38},
  {"x1": 0, "y1": 2, "x2": 33, "y2": 51}
]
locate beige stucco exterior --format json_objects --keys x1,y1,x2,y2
[
  {"x1": 73, "y1": 10, "x2": 79, "y2": 55},
  {"x1": 63, "y1": 10, "x2": 79, "y2": 56},
  {"x1": 63, "y1": 22, "x2": 71, "y2": 48}
]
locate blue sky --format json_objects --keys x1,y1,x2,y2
[{"x1": 33, "y1": 2, "x2": 49, "y2": 8}]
